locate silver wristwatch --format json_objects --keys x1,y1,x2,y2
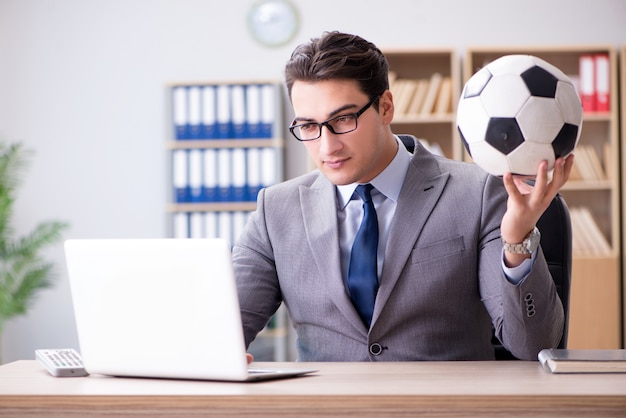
[{"x1": 502, "y1": 226, "x2": 541, "y2": 255}]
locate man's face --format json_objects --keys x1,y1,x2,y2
[{"x1": 290, "y1": 79, "x2": 396, "y2": 185}]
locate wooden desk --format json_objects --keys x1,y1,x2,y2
[{"x1": 1, "y1": 360, "x2": 625, "y2": 417}]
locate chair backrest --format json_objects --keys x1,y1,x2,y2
[
  {"x1": 397, "y1": 134, "x2": 572, "y2": 359},
  {"x1": 537, "y1": 194, "x2": 572, "y2": 349}
]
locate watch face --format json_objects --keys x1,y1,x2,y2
[{"x1": 247, "y1": 0, "x2": 299, "y2": 47}]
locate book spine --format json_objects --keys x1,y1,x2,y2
[
  {"x1": 216, "y1": 84, "x2": 232, "y2": 138},
  {"x1": 594, "y1": 53, "x2": 610, "y2": 112},
  {"x1": 188, "y1": 86, "x2": 202, "y2": 139},
  {"x1": 172, "y1": 86, "x2": 188, "y2": 140},
  {"x1": 172, "y1": 149, "x2": 189, "y2": 203},
  {"x1": 201, "y1": 85, "x2": 217, "y2": 139},
  {"x1": 579, "y1": 54, "x2": 596, "y2": 112}
]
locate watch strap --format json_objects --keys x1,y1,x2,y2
[{"x1": 502, "y1": 227, "x2": 540, "y2": 254}]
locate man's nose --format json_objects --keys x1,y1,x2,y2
[{"x1": 318, "y1": 125, "x2": 343, "y2": 155}]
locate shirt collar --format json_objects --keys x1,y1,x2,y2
[{"x1": 337, "y1": 135, "x2": 412, "y2": 210}]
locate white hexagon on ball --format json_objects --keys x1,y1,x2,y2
[
  {"x1": 456, "y1": 96, "x2": 489, "y2": 145},
  {"x1": 480, "y1": 74, "x2": 530, "y2": 117},
  {"x1": 468, "y1": 141, "x2": 511, "y2": 176},
  {"x1": 507, "y1": 141, "x2": 556, "y2": 175},
  {"x1": 516, "y1": 96, "x2": 564, "y2": 144},
  {"x1": 555, "y1": 81, "x2": 584, "y2": 126}
]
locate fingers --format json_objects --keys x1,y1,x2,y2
[
  {"x1": 529, "y1": 160, "x2": 550, "y2": 207},
  {"x1": 511, "y1": 177, "x2": 535, "y2": 195},
  {"x1": 504, "y1": 156, "x2": 570, "y2": 209},
  {"x1": 246, "y1": 353, "x2": 254, "y2": 364},
  {"x1": 501, "y1": 157, "x2": 571, "y2": 243},
  {"x1": 551, "y1": 154, "x2": 574, "y2": 189}
]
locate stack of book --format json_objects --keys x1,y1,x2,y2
[
  {"x1": 168, "y1": 82, "x2": 283, "y2": 243},
  {"x1": 172, "y1": 210, "x2": 251, "y2": 244},
  {"x1": 171, "y1": 83, "x2": 277, "y2": 140},
  {"x1": 570, "y1": 206, "x2": 612, "y2": 256},
  {"x1": 569, "y1": 144, "x2": 608, "y2": 182},
  {"x1": 172, "y1": 147, "x2": 279, "y2": 204},
  {"x1": 388, "y1": 72, "x2": 453, "y2": 117},
  {"x1": 578, "y1": 53, "x2": 611, "y2": 113}
]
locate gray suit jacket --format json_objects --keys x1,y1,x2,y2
[{"x1": 233, "y1": 140, "x2": 564, "y2": 361}]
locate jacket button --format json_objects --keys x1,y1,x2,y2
[
  {"x1": 369, "y1": 343, "x2": 383, "y2": 355},
  {"x1": 524, "y1": 293, "x2": 536, "y2": 317}
]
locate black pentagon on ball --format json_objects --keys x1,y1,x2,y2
[
  {"x1": 521, "y1": 65, "x2": 558, "y2": 98},
  {"x1": 463, "y1": 67, "x2": 492, "y2": 98},
  {"x1": 458, "y1": 128, "x2": 473, "y2": 158},
  {"x1": 485, "y1": 118, "x2": 525, "y2": 154},
  {"x1": 552, "y1": 123, "x2": 579, "y2": 157}
]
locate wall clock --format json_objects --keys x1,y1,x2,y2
[{"x1": 247, "y1": 0, "x2": 299, "y2": 47}]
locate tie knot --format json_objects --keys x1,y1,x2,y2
[{"x1": 354, "y1": 184, "x2": 374, "y2": 203}]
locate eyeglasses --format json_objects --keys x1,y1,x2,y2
[{"x1": 289, "y1": 95, "x2": 379, "y2": 141}]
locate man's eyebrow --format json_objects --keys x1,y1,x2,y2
[{"x1": 293, "y1": 103, "x2": 359, "y2": 123}]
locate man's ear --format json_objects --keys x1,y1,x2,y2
[{"x1": 379, "y1": 89, "x2": 394, "y2": 124}]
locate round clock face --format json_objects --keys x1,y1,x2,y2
[{"x1": 247, "y1": 0, "x2": 299, "y2": 47}]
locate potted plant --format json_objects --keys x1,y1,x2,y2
[{"x1": 0, "y1": 142, "x2": 68, "y2": 363}]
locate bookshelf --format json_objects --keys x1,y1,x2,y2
[
  {"x1": 383, "y1": 49, "x2": 462, "y2": 160},
  {"x1": 464, "y1": 46, "x2": 622, "y2": 349},
  {"x1": 166, "y1": 80, "x2": 291, "y2": 360},
  {"x1": 621, "y1": 45, "x2": 626, "y2": 349}
]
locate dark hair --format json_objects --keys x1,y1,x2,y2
[{"x1": 284, "y1": 31, "x2": 389, "y2": 104}]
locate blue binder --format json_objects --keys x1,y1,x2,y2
[
  {"x1": 201, "y1": 85, "x2": 217, "y2": 139},
  {"x1": 172, "y1": 149, "x2": 189, "y2": 202},
  {"x1": 231, "y1": 85, "x2": 247, "y2": 139},
  {"x1": 231, "y1": 148, "x2": 247, "y2": 201},
  {"x1": 188, "y1": 86, "x2": 202, "y2": 139},
  {"x1": 246, "y1": 148, "x2": 262, "y2": 201},
  {"x1": 260, "y1": 147, "x2": 278, "y2": 188},
  {"x1": 203, "y1": 211, "x2": 218, "y2": 238},
  {"x1": 216, "y1": 148, "x2": 233, "y2": 201},
  {"x1": 245, "y1": 84, "x2": 262, "y2": 138},
  {"x1": 188, "y1": 149, "x2": 203, "y2": 202},
  {"x1": 172, "y1": 86, "x2": 189, "y2": 140},
  {"x1": 202, "y1": 149, "x2": 218, "y2": 202},
  {"x1": 260, "y1": 84, "x2": 275, "y2": 138},
  {"x1": 172, "y1": 212, "x2": 190, "y2": 238},
  {"x1": 216, "y1": 85, "x2": 232, "y2": 139}
]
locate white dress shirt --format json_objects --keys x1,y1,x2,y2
[{"x1": 336, "y1": 136, "x2": 533, "y2": 287}]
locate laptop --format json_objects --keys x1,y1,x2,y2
[{"x1": 65, "y1": 238, "x2": 317, "y2": 382}]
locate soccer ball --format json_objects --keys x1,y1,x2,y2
[{"x1": 457, "y1": 54, "x2": 583, "y2": 176}]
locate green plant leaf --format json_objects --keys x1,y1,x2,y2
[{"x1": 0, "y1": 141, "x2": 68, "y2": 325}]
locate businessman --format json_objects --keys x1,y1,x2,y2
[{"x1": 233, "y1": 31, "x2": 569, "y2": 361}]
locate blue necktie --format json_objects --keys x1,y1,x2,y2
[{"x1": 347, "y1": 184, "x2": 379, "y2": 327}]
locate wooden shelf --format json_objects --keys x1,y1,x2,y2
[
  {"x1": 611, "y1": 45, "x2": 626, "y2": 347},
  {"x1": 167, "y1": 202, "x2": 257, "y2": 213},
  {"x1": 382, "y1": 48, "x2": 462, "y2": 160},
  {"x1": 464, "y1": 45, "x2": 621, "y2": 349},
  {"x1": 166, "y1": 139, "x2": 284, "y2": 150}
]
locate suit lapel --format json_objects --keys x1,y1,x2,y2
[
  {"x1": 372, "y1": 149, "x2": 450, "y2": 325},
  {"x1": 299, "y1": 174, "x2": 367, "y2": 333}
]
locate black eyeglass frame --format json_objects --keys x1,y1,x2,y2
[{"x1": 288, "y1": 95, "x2": 380, "y2": 142}]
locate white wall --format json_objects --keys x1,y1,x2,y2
[{"x1": 1, "y1": 0, "x2": 624, "y2": 363}]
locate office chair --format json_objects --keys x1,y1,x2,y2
[{"x1": 397, "y1": 134, "x2": 572, "y2": 360}]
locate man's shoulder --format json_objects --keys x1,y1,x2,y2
[
  {"x1": 265, "y1": 169, "x2": 328, "y2": 195},
  {"x1": 412, "y1": 145, "x2": 493, "y2": 182}
]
